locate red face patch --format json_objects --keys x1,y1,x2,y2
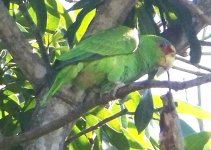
[{"x1": 159, "y1": 43, "x2": 175, "y2": 55}]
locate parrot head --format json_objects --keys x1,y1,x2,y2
[
  {"x1": 155, "y1": 36, "x2": 176, "y2": 70},
  {"x1": 140, "y1": 35, "x2": 176, "y2": 71}
]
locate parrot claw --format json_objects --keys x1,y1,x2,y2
[
  {"x1": 99, "y1": 82, "x2": 125, "y2": 100},
  {"x1": 110, "y1": 82, "x2": 125, "y2": 97}
]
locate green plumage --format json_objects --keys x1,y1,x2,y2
[{"x1": 41, "y1": 26, "x2": 175, "y2": 106}]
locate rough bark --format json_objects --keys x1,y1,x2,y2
[
  {"x1": 87, "y1": 0, "x2": 136, "y2": 35},
  {"x1": 0, "y1": 1, "x2": 47, "y2": 88}
]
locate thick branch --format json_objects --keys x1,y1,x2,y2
[
  {"x1": 179, "y1": 0, "x2": 211, "y2": 25},
  {"x1": 1, "y1": 73, "x2": 211, "y2": 148},
  {"x1": 87, "y1": 0, "x2": 135, "y2": 35},
  {"x1": 0, "y1": 1, "x2": 47, "y2": 88}
]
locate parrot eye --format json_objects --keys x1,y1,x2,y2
[{"x1": 159, "y1": 43, "x2": 166, "y2": 49}]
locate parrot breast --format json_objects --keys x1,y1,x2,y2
[{"x1": 72, "y1": 54, "x2": 145, "y2": 91}]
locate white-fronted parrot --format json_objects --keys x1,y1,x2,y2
[{"x1": 41, "y1": 26, "x2": 176, "y2": 106}]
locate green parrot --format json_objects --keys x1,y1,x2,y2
[{"x1": 41, "y1": 26, "x2": 176, "y2": 106}]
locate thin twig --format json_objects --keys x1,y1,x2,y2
[
  {"x1": 200, "y1": 40, "x2": 211, "y2": 47},
  {"x1": 176, "y1": 56, "x2": 211, "y2": 72},
  {"x1": 172, "y1": 66, "x2": 206, "y2": 76},
  {"x1": 202, "y1": 52, "x2": 211, "y2": 55},
  {"x1": 64, "y1": 109, "x2": 129, "y2": 147}
]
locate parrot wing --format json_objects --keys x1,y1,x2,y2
[{"x1": 55, "y1": 26, "x2": 139, "y2": 69}]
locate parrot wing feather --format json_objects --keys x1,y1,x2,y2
[{"x1": 55, "y1": 26, "x2": 139, "y2": 69}]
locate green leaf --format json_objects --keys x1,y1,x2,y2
[
  {"x1": 180, "y1": 119, "x2": 196, "y2": 137},
  {"x1": 68, "y1": 125, "x2": 91, "y2": 150},
  {"x1": 176, "y1": 100, "x2": 211, "y2": 120},
  {"x1": 0, "y1": 115, "x2": 19, "y2": 136},
  {"x1": 90, "y1": 107, "x2": 122, "y2": 132},
  {"x1": 134, "y1": 90, "x2": 154, "y2": 133},
  {"x1": 84, "y1": 114, "x2": 99, "y2": 139},
  {"x1": 57, "y1": 4, "x2": 73, "y2": 29},
  {"x1": 184, "y1": 132, "x2": 211, "y2": 150},
  {"x1": 66, "y1": 0, "x2": 99, "y2": 45},
  {"x1": 103, "y1": 126, "x2": 130, "y2": 150},
  {"x1": 137, "y1": 1, "x2": 158, "y2": 34},
  {"x1": 93, "y1": 129, "x2": 103, "y2": 150},
  {"x1": 45, "y1": 0, "x2": 60, "y2": 32},
  {"x1": 124, "y1": 91, "x2": 141, "y2": 112},
  {"x1": 75, "y1": 9, "x2": 95, "y2": 42},
  {"x1": 85, "y1": 114, "x2": 99, "y2": 127},
  {"x1": 123, "y1": 121, "x2": 154, "y2": 149},
  {"x1": 149, "y1": 137, "x2": 159, "y2": 150},
  {"x1": 2, "y1": 100, "x2": 21, "y2": 119},
  {"x1": 29, "y1": 0, "x2": 47, "y2": 33},
  {"x1": 153, "y1": 96, "x2": 211, "y2": 120}
]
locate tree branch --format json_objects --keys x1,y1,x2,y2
[
  {"x1": 176, "y1": 56, "x2": 211, "y2": 72},
  {"x1": 172, "y1": 66, "x2": 206, "y2": 76},
  {"x1": 179, "y1": 0, "x2": 211, "y2": 25},
  {"x1": 64, "y1": 109, "x2": 129, "y2": 147},
  {"x1": 200, "y1": 40, "x2": 211, "y2": 47},
  {"x1": 0, "y1": 1, "x2": 47, "y2": 88},
  {"x1": 1, "y1": 73, "x2": 211, "y2": 148},
  {"x1": 87, "y1": 0, "x2": 135, "y2": 35}
]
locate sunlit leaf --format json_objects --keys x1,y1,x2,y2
[
  {"x1": 29, "y1": 0, "x2": 47, "y2": 33},
  {"x1": 123, "y1": 121, "x2": 154, "y2": 149},
  {"x1": 66, "y1": 1, "x2": 98, "y2": 45},
  {"x1": 68, "y1": 125, "x2": 91, "y2": 150},
  {"x1": 124, "y1": 91, "x2": 141, "y2": 112},
  {"x1": 45, "y1": 0, "x2": 60, "y2": 32},
  {"x1": 85, "y1": 114, "x2": 99, "y2": 138},
  {"x1": 153, "y1": 95, "x2": 211, "y2": 120},
  {"x1": 176, "y1": 100, "x2": 211, "y2": 120},
  {"x1": 76, "y1": 9, "x2": 95, "y2": 42},
  {"x1": 204, "y1": 139, "x2": 211, "y2": 150},
  {"x1": 16, "y1": 22, "x2": 28, "y2": 33},
  {"x1": 90, "y1": 107, "x2": 122, "y2": 132}
]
